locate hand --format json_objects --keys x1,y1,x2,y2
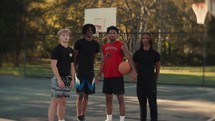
[
  {"x1": 130, "y1": 71, "x2": 136, "y2": 83},
  {"x1": 155, "y1": 75, "x2": 159, "y2": 82},
  {"x1": 70, "y1": 80, "x2": 75, "y2": 88},
  {"x1": 58, "y1": 80, "x2": 65, "y2": 88},
  {"x1": 95, "y1": 76, "x2": 100, "y2": 84}
]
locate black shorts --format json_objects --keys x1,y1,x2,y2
[
  {"x1": 75, "y1": 72, "x2": 95, "y2": 94},
  {"x1": 103, "y1": 77, "x2": 124, "y2": 95}
]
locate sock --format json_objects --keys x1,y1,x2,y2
[
  {"x1": 58, "y1": 119, "x2": 65, "y2": 121},
  {"x1": 107, "y1": 114, "x2": 112, "y2": 120},
  {"x1": 120, "y1": 116, "x2": 125, "y2": 121}
]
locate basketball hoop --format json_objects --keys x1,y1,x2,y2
[
  {"x1": 95, "y1": 25, "x2": 102, "y2": 32},
  {"x1": 192, "y1": 2, "x2": 208, "y2": 24},
  {"x1": 94, "y1": 25, "x2": 102, "y2": 37}
]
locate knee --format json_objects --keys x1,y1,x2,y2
[
  {"x1": 78, "y1": 93, "x2": 84, "y2": 100},
  {"x1": 117, "y1": 96, "x2": 124, "y2": 105},
  {"x1": 106, "y1": 95, "x2": 113, "y2": 104},
  {"x1": 118, "y1": 98, "x2": 124, "y2": 105},
  {"x1": 60, "y1": 98, "x2": 66, "y2": 105},
  {"x1": 84, "y1": 94, "x2": 89, "y2": 100},
  {"x1": 50, "y1": 99, "x2": 59, "y2": 108}
]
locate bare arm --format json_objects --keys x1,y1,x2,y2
[
  {"x1": 93, "y1": 53, "x2": 97, "y2": 63},
  {"x1": 71, "y1": 63, "x2": 75, "y2": 80},
  {"x1": 154, "y1": 61, "x2": 161, "y2": 81},
  {"x1": 134, "y1": 62, "x2": 138, "y2": 73},
  {"x1": 121, "y1": 43, "x2": 136, "y2": 82},
  {"x1": 70, "y1": 62, "x2": 75, "y2": 87},
  {"x1": 73, "y1": 50, "x2": 78, "y2": 69},
  {"x1": 50, "y1": 60, "x2": 64, "y2": 88},
  {"x1": 95, "y1": 55, "x2": 104, "y2": 82}
]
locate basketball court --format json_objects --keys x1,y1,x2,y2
[
  {"x1": 0, "y1": 75, "x2": 215, "y2": 121},
  {"x1": 1, "y1": 0, "x2": 215, "y2": 121}
]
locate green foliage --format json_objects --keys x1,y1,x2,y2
[
  {"x1": 0, "y1": 1, "x2": 19, "y2": 62},
  {"x1": 0, "y1": 0, "x2": 215, "y2": 67}
]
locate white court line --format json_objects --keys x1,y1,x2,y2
[
  {"x1": 0, "y1": 118, "x2": 16, "y2": 121},
  {"x1": 207, "y1": 115, "x2": 215, "y2": 121}
]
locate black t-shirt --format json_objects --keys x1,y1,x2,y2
[
  {"x1": 74, "y1": 38, "x2": 100, "y2": 74},
  {"x1": 133, "y1": 48, "x2": 160, "y2": 81},
  {"x1": 51, "y1": 44, "x2": 74, "y2": 77}
]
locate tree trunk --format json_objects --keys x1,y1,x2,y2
[{"x1": 15, "y1": 0, "x2": 25, "y2": 67}]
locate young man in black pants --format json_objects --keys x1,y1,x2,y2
[{"x1": 133, "y1": 32, "x2": 161, "y2": 121}]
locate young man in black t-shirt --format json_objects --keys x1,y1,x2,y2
[
  {"x1": 74, "y1": 24, "x2": 100, "y2": 121},
  {"x1": 133, "y1": 32, "x2": 161, "y2": 121},
  {"x1": 48, "y1": 28, "x2": 75, "y2": 121}
]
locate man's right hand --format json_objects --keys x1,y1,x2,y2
[
  {"x1": 95, "y1": 76, "x2": 100, "y2": 84},
  {"x1": 58, "y1": 80, "x2": 65, "y2": 88}
]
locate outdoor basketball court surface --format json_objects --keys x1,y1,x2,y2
[{"x1": 0, "y1": 75, "x2": 215, "y2": 121}]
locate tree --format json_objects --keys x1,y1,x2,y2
[
  {"x1": 0, "y1": 0, "x2": 28, "y2": 66},
  {"x1": 1, "y1": 0, "x2": 215, "y2": 67}
]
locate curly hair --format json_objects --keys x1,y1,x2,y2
[{"x1": 82, "y1": 24, "x2": 96, "y2": 35}]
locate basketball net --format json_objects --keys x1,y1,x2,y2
[{"x1": 192, "y1": 3, "x2": 208, "y2": 24}]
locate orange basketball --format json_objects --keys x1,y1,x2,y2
[{"x1": 118, "y1": 61, "x2": 131, "y2": 75}]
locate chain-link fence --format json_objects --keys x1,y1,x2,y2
[{"x1": 22, "y1": 32, "x2": 215, "y2": 86}]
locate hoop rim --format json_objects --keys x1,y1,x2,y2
[{"x1": 192, "y1": 2, "x2": 206, "y2": 6}]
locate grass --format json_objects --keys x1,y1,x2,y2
[
  {"x1": 1, "y1": 64, "x2": 215, "y2": 86},
  {"x1": 0, "y1": 65, "x2": 24, "y2": 76},
  {"x1": 158, "y1": 66, "x2": 215, "y2": 86},
  {"x1": 0, "y1": 63, "x2": 52, "y2": 77},
  {"x1": 123, "y1": 66, "x2": 215, "y2": 86},
  {"x1": 24, "y1": 64, "x2": 53, "y2": 77}
]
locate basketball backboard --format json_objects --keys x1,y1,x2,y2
[
  {"x1": 84, "y1": 8, "x2": 116, "y2": 32},
  {"x1": 207, "y1": 0, "x2": 215, "y2": 17}
]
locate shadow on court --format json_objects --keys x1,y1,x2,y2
[{"x1": 0, "y1": 76, "x2": 215, "y2": 121}]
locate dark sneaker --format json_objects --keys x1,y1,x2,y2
[
  {"x1": 77, "y1": 116, "x2": 83, "y2": 121},
  {"x1": 77, "y1": 115, "x2": 86, "y2": 121},
  {"x1": 81, "y1": 115, "x2": 86, "y2": 121}
]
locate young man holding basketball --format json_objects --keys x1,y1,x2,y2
[
  {"x1": 48, "y1": 28, "x2": 75, "y2": 121},
  {"x1": 133, "y1": 32, "x2": 160, "y2": 121},
  {"x1": 74, "y1": 24, "x2": 100, "y2": 121},
  {"x1": 95, "y1": 26, "x2": 136, "y2": 121}
]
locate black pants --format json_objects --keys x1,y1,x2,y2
[{"x1": 136, "y1": 80, "x2": 157, "y2": 121}]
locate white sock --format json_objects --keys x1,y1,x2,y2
[
  {"x1": 59, "y1": 119, "x2": 65, "y2": 121},
  {"x1": 120, "y1": 116, "x2": 125, "y2": 121},
  {"x1": 107, "y1": 114, "x2": 112, "y2": 120}
]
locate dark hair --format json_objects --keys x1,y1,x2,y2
[
  {"x1": 82, "y1": 24, "x2": 96, "y2": 35},
  {"x1": 139, "y1": 32, "x2": 153, "y2": 50},
  {"x1": 107, "y1": 26, "x2": 119, "y2": 34}
]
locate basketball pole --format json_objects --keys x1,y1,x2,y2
[
  {"x1": 192, "y1": 2, "x2": 208, "y2": 86},
  {"x1": 23, "y1": 30, "x2": 27, "y2": 77},
  {"x1": 202, "y1": 25, "x2": 207, "y2": 86}
]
